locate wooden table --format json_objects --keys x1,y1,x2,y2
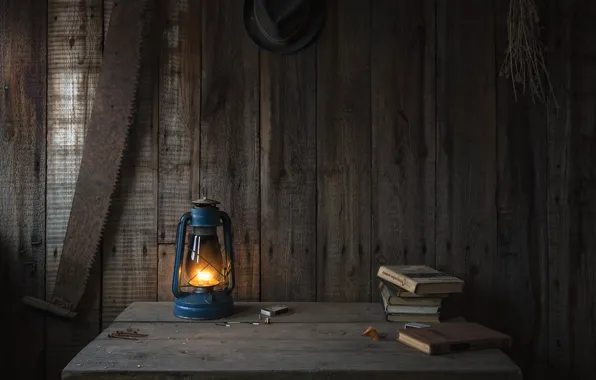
[{"x1": 63, "y1": 302, "x2": 522, "y2": 380}]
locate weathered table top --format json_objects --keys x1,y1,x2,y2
[{"x1": 63, "y1": 302, "x2": 521, "y2": 380}]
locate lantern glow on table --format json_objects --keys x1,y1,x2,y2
[{"x1": 172, "y1": 198, "x2": 235, "y2": 319}]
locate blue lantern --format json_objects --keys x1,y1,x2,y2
[{"x1": 172, "y1": 197, "x2": 235, "y2": 319}]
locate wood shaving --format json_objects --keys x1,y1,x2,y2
[
  {"x1": 108, "y1": 329, "x2": 148, "y2": 340},
  {"x1": 362, "y1": 326, "x2": 380, "y2": 341}
]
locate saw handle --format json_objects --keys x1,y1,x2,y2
[
  {"x1": 172, "y1": 212, "x2": 192, "y2": 298},
  {"x1": 220, "y1": 211, "x2": 235, "y2": 294}
]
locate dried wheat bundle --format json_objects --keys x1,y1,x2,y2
[{"x1": 500, "y1": 0, "x2": 557, "y2": 107}]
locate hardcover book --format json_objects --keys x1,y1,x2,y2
[
  {"x1": 380, "y1": 288, "x2": 440, "y2": 323},
  {"x1": 377, "y1": 265, "x2": 464, "y2": 295},
  {"x1": 379, "y1": 280, "x2": 444, "y2": 306},
  {"x1": 397, "y1": 322, "x2": 512, "y2": 355},
  {"x1": 387, "y1": 313, "x2": 440, "y2": 323}
]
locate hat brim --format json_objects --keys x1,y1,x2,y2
[{"x1": 244, "y1": 0, "x2": 326, "y2": 55}]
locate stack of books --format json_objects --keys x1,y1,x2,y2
[{"x1": 376, "y1": 265, "x2": 464, "y2": 323}]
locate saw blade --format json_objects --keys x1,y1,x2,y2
[{"x1": 51, "y1": 0, "x2": 156, "y2": 311}]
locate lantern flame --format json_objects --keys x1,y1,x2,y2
[
  {"x1": 197, "y1": 271, "x2": 211, "y2": 282},
  {"x1": 189, "y1": 270, "x2": 220, "y2": 287}
]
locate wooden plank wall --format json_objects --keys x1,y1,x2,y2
[
  {"x1": 46, "y1": 1, "x2": 102, "y2": 378},
  {"x1": 0, "y1": 0, "x2": 46, "y2": 379},
  {"x1": 200, "y1": 0, "x2": 260, "y2": 302},
  {"x1": 494, "y1": 0, "x2": 549, "y2": 377},
  {"x1": 370, "y1": 0, "x2": 436, "y2": 301},
  {"x1": 545, "y1": 0, "x2": 596, "y2": 378},
  {"x1": 101, "y1": 0, "x2": 160, "y2": 327},
  {"x1": 316, "y1": 0, "x2": 371, "y2": 302},
  {"x1": 436, "y1": 0, "x2": 499, "y2": 324},
  {"x1": 260, "y1": 15, "x2": 317, "y2": 300},
  {"x1": 1, "y1": 1, "x2": 596, "y2": 379}
]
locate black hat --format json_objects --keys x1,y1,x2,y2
[{"x1": 244, "y1": 0, "x2": 325, "y2": 54}]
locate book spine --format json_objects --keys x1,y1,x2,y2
[
  {"x1": 380, "y1": 284, "x2": 391, "y2": 306},
  {"x1": 378, "y1": 267, "x2": 418, "y2": 293},
  {"x1": 386, "y1": 305, "x2": 440, "y2": 314}
]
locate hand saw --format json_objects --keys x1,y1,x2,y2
[{"x1": 22, "y1": 0, "x2": 160, "y2": 319}]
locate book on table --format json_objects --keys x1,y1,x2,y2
[
  {"x1": 379, "y1": 281, "x2": 441, "y2": 311},
  {"x1": 396, "y1": 322, "x2": 512, "y2": 355},
  {"x1": 380, "y1": 280, "x2": 441, "y2": 323},
  {"x1": 377, "y1": 265, "x2": 465, "y2": 323},
  {"x1": 377, "y1": 265, "x2": 464, "y2": 295},
  {"x1": 379, "y1": 279, "x2": 445, "y2": 305}
]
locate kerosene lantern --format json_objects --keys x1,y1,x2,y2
[{"x1": 172, "y1": 198, "x2": 235, "y2": 319}]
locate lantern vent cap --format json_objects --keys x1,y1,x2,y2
[{"x1": 192, "y1": 197, "x2": 221, "y2": 207}]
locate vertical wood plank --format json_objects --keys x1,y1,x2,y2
[
  {"x1": 158, "y1": 0, "x2": 201, "y2": 244},
  {"x1": 547, "y1": 1, "x2": 596, "y2": 378},
  {"x1": 260, "y1": 45, "x2": 317, "y2": 301},
  {"x1": 545, "y1": 0, "x2": 571, "y2": 376},
  {"x1": 157, "y1": 244, "x2": 176, "y2": 301},
  {"x1": 317, "y1": 0, "x2": 371, "y2": 302},
  {"x1": 200, "y1": 0, "x2": 260, "y2": 301},
  {"x1": 435, "y1": 0, "x2": 498, "y2": 322},
  {"x1": 495, "y1": 0, "x2": 549, "y2": 377},
  {"x1": 0, "y1": 0, "x2": 46, "y2": 378},
  {"x1": 46, "y1": 0, "x2": 102, "y2": 378},
  {"x1": 566, "y1": 2, "x2": 596, "y2": 374},
  {"x1": 101, "y1": 0, "x2": 160, "y2": 326},
  {"x1": 569, "y1": 3, "x2": 596, "y2": 377},
  {"x1": 370, "y1": 0, "x2": 436, "y2": 298}
]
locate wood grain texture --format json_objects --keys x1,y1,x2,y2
[
  {"x1": 101, "y1": 0, "x2": 160, "y2": 326},
  {"x1": 260, "y1": 44, "x2": 317, "y2": 301},
  {"x1": 158, "y1": 0, "x2": 201, "y2": 244},
  {"x1": 3, "y1": 3, "x2": 596, "y2": 379},
  {"x1": 545, "y1": 0, "x2": 571, "y2": 377},
  {"x1": 565, "y1": 2, "x2": 596, "y2": 376},
  {"x1": 157, "y1": 244, "x2": 175, "y2": 301},
  {"x1": 63, "y1": 302, "x2": 521, "y2": 380},
  {"x1": 46, "y1": 0, "x2": 102, "y2": 378},
  {"x1": 200, "y1": 0, "x2": 260, "y2": 301},
  {"x1": 66, "y1": 336, "x2": 520, "y2": 380},
  {"x1": 435, "y1": 0, "x2": 497, "y2": 322},
  {"x1": 0, "y1": 0, "x2": 46, "y2": 378},
  {"x1": 370, "y1": 0, "x2": 436, "y2": 297},
  {"x1": 316, "y1": 0, "x2": 371, "y2": 302},
  {"x1": 494, "y1": 1, "x2": 549, "y2": 378},
  {"x1": 116, "y1": 302, "x2": 391, "y2": 323},
  {"x1": 547, "y1": 1, "x2": 596, "y2": 378},
  {"x1": 64, "y1": 372, "x2": 520, "y2": 380}
]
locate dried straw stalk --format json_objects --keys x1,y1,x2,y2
[{"x1": 500, "y1": 0, "x2": 558, "y2": 107}]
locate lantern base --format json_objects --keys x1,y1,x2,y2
[{"x1": 173, "y1": 290, "x2": 234, "y2": 320}]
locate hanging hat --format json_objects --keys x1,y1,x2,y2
[{"x1": 244, "y1": 0, "x2": 326, "y2": 54}]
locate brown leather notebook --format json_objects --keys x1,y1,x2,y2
[{"x1": 397, "y1": 322, "x2": 512, "y2": 355}]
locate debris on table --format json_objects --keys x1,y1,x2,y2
[
  {"x1": 108, "y1": 328, "x2": 148, "y2": 340},
  {"x1": 404, "y1": 322, "x2": 431, "y2": 329},
  {"x1": 257, "y1": 314, "x2": 271, "y2": 324},
  {"x1": 215, "y1": 321, "x2": 261, "y2": 327},
  {"x1": 362, "y1": 326, "x2": 381, "y2": 341}
]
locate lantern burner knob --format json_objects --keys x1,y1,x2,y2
[{"x1": 192, "y1": 197, "x2": 220, "y2": 207}]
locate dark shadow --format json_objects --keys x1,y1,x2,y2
[{"x1": 231, "y1": 304, "x2": 254, "y2": 316}]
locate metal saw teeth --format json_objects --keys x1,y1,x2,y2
[
  {"x1": 80, "y1": 0, "x2": 153, "y2": 287},
  {"x1": 53, "y1": 0, "x2": 158, "y2": 308},
  {"x1": 80, "y1": 0, "x2": 150, "y2": 286}
]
